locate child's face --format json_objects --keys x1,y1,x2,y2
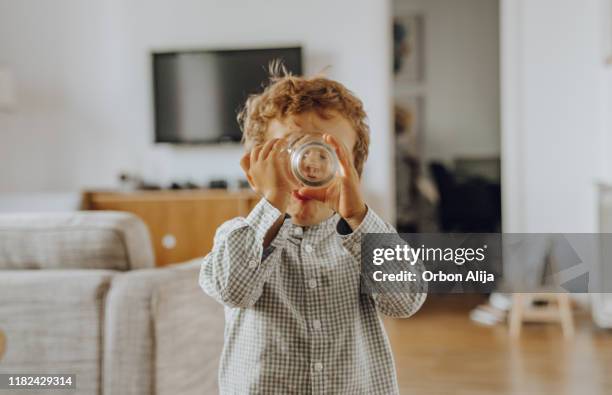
[{"x1": 267, "y1": 111, "x2": 358, "y2": 226}]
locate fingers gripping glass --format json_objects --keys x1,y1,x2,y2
[{"x1": 287, "y1": 135, "x2": 339, "y2": 188}]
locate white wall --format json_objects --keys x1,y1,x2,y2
[
  {"x1": 394, "y1": 0, "x2": 500, "y2": 163},
  {"x1": 501, "y1": 0, "x2": 611, "y2": 232},
  {"x1": 0, "y1": 0, "x2": 395, "y2": 221}
]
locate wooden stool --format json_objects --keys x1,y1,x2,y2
[{"x1": 509, "y1": 293, "x2": 574, "y2": 338}]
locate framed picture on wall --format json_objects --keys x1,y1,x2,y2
[
  {"x1": 395, "y1": 94, "x2": 425, "y2": 155},
  {"x1": 393, "y1": 13, "x2": 425, "y2": 83}
]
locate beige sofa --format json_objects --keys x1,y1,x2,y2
[{"x1": 0, "y1": 212, "x2": 224, "y2": 395}]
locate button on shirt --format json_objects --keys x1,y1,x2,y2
[{"x1": 199, "y1": 198, "x2": 427, "y2": 395}]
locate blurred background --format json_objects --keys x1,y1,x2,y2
[{"x1": 0, "y1": 0, "x2": 611, "y2": 394}]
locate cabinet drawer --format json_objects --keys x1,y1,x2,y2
[{"x1": 83, "y1": 190, "x2": 259, "y2": 266}]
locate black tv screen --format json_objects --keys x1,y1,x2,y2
[{"x1": 152, "y1": 46, "x2": 302, "y2": 144}]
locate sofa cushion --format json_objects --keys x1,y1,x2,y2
[
  {"x1": 0, "y1": 270, "x2": 115, "y2": 395},
  {"x1": 0, "y1": 211, "x2": 154, "y2": 270},
  {"x1": 153, "y1": 261, "x2": 224, "y2": 395},
  {"x1": 103, "y1": 260, "x2": 224, "y2": 395}
]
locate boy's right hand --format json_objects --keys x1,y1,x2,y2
[{"x1": 240, "y1": 138, "x2": 296, "y2": 212}]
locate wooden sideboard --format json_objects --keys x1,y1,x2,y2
[{"x1": 82, "y1": 189, "x2": 259, "y2": 266}]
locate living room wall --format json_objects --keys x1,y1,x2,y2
[
  {"x1": 0, "y1": 0, "x2": 395, "y2": 221},
  {"x1": 501, "y1": 0, "x2": 610, "y2": 233}
]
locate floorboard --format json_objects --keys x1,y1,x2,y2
[{"x1": 385, "y1": 295, "x2": 612, "y2": 395}]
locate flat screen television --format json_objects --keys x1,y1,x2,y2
[{"x1": 152, "y1": 46, "x2": 302, "y2": 144}]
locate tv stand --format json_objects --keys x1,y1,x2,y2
[{"x1": 82, "y1": 189, "x2": 258, "y2": 266}]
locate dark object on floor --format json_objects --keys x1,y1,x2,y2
[{"x1": 429, "y1": 162, "x2": 501, "y2": 232}]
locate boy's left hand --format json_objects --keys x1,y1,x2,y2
[{"x1": 297, "y1": 134, "x2": 367, "y2": 230}]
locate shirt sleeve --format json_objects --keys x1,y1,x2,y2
[
  {"x1": 199, "y1": 198, "x2": 287, "y2": 308},
  {"x1": 339, "y1": 207, "x2": 428, "y2": 318}
]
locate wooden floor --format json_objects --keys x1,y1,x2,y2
[{"x1": 384, "y1": 295, "x2": 612, "y2": 395}]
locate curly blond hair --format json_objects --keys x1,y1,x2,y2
[{"x1": 237, "y1": 62, "x2": 370, "y2": 176}]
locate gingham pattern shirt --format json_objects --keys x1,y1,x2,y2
[{"x1": 200, "y1": 198, "x2": 426, "y2": 394}]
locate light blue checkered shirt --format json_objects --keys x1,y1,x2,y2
[{"x1": 200, "y1": 198, "x2": 426, "y2": 394}]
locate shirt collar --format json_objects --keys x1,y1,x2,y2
[{"x1": 284, "y1": 213, "x2": 342, "y2": 240}]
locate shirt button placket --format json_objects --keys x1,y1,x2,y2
[
  {"x1": 312, "y1": 360, "x2": 325, "y2": 394},
  {"x1": 304, "y1": 238, "x2": 317, "y2": 289},
  {"x1": 303, "y1": 237, "x2": 325, "y2": 394}
]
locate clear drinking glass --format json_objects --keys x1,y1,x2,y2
[{"x1": 287, "y1": 134, "x2": 339, "y2": 188}]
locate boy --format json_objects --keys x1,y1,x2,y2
[{"x1": 199, "y1": 68, "x2": 426, "y2": 394}]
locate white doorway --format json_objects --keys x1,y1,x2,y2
[{"x1": 393, "y1": 0, "x2": 501, "y2": 232}]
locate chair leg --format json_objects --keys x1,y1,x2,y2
[
  {"x1": 557, "y1": 294, "x2": 575, "y2": 338},
  {"x1": 509, "y1": 294, "x2": 524, "y2": 337}
]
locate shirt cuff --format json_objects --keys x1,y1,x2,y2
[
  {"x1": 244, "y1": 198, "x2": 283, "y2": 242},
  {"x1": 340, "y1": 207, "x2": 391, "y2": 251}
]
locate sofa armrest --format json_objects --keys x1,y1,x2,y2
[
  {"x1": 103, "y1": 260, "x2": 224, "y2": 395},
  {"x1": 0, "y1": 211, "x2": 154, "y2": 271}
]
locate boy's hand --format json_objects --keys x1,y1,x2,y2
[
  {"x1": 298, "y1": 134, "x2": 367, "y2": 230},
  {"x1": 240, "y1": 138, "x2": 296, "y2": 212}
]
